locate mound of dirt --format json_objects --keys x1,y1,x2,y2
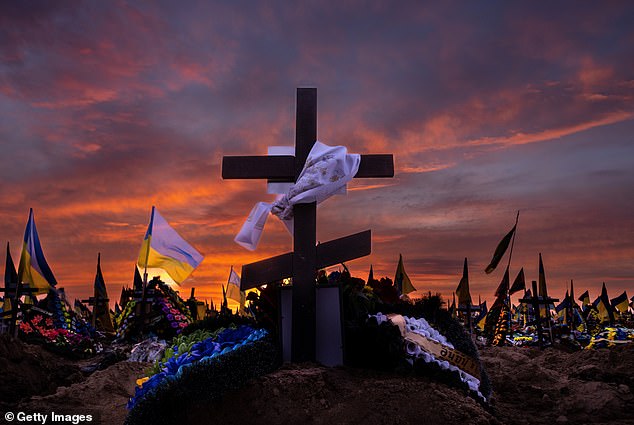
[
  {"x1": 480, "y1": 344, "x2": 634, "y2": 425},
  {"x1": 187, "y1": 364, "x2": 497, "y2": 425},
  {"x1": 0, "y1": 334, "x2": 82, "y2": 406},
  {"x1": 184, "y1": 344, "x2": 634, "y2": 425},
  {"x1": 5, "y1": 334, "x2": 634, "y2": 425},
  {"x1": 18, "y1": 361, "x2": 148, "y2": 425}
]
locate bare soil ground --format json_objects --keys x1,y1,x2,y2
[{"x1": 2, "y1": 334, "x2": 633, "y2": 425}]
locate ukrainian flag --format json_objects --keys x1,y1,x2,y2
[
  {"x1": 17, "y1": 209, "x2": 57, "y2": 295},
  {"x1": 475, "y1": 301, "x2": 487, "y2": 331},
  {"x1": 611, "y1": 291, "x2": 629, "y2": 314},
  {"x1": 596, "y1": 282, "x2": 614, "y2": 324},
  {"x1": 137, "y1": 206, "x2": 203, "y2": 285},
  {"x1": 578, "y1": 290, "x2": 590, "y2": 310},
  {"x1": 555, "y1": 291, "x2": 571, "y2": 323},
  {"x1": 394, "y1": 254, "x2": 416, "y2": 296}
]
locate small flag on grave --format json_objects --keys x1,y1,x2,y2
[
  {"x1": 555, "y1": 291, "x2": 571, "y2": 322},
  {"x1": 455, "y1": 258, "x2": 471, "y2": 306},
  {"x1": 485, "y1": 224, "x2": 516, "y2": 274},
  {"x1": 93, "y1": 253, "x2": 114, "y2": 332},
  {"x1": 137, "y1": 206, "x2": 204, "y2": 284},
  {"x1": 17, "y1": 208, "x2": 57, "y2": 294},
  {"x1": 596, "y1": 282, "x2": 614, "y2": 324},
  {"x1": 225, "y1": 267, "x2": 246, "y2": 313},
  {"x1": 508, "y1": 268, "x2": 525, "y2": 295},
  {"x1": 610, "y1": 291, "x2": 629, "y2": 314},
  {"x1": 394, "y1": 254, "x2": 416, "y2": 296},
  {"x1": 475, "y1": 300, "x2": 488, "y2": 331},
  {"x1": 133, "y1": 266, "x2": 143, "y2": 292},
  {"x1": 578, "y1": 290, "x2": 590, "y2": 309}
]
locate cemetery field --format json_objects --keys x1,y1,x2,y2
[{"x1": 2, "y1": 334, "x2": 632, "y2": 425}]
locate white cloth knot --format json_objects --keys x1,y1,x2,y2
[
  {"x1": 234, "y1": 141, "x2": 360, "y2": 251},
  {"x1": 271, "y1": 196, "x2": 292, "y2": 220}
]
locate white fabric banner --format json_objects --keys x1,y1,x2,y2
[{"x1": 234, "y1": 141, "x2": 361, "y2": 251}]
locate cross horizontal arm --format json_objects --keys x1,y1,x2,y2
[
  {"x1": 222, "y1": 156, "x2": 294, "y2": 180},
  {"x1": 316, "y1": 229, "x2": 371, "y2": 269},
  {"x1": 222, "y1": 154, "x2": 394, "y2": 181},
  {"x1": 240, "y1": 230, "x2": 372, "y2": 290},
  {"x1": 356, "y1": 154, "x2": 394, "y2": 178},
  {"x1": 240, "y1": 252, "x2": 293, "y2": 291}
]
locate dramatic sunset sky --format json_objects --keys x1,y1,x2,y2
[{"x1": 1, "y1": 1, "x2": 633, "y2": 308}]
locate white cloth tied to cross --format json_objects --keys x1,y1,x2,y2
[{"x1": 235, "y1": 141, "x2": 361, "y2": 251}]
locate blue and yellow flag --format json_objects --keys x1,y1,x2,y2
[
  {"x1": 226, "y1": 267, "x2": 246, "y2": 314},
  {"x1": 137, "y1": 206, "x2": 204, "y2": 285},
  {"x1": 475, "y1": 300, "x2": 488, "y2": 331},
  {"x1": 611, "y1": 291, "x2": 629, "y2": 314},
  {"x1": 578, "y1": 290, "x2": 590, "y2": 309},
  {"x1": 555, "y1": 291, "x2": 572, "y2": 323},
  {"x1": 596, "y1": 282, "x2": 614, "y2": 324},
  {"x1": 394, "y1": 254, "x2": 416, "y2": 296},
  {"x1": 17, "y1": 209, "x2": 57, "y2": 295}
]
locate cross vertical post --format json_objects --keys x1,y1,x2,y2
[
  {"x1": 519, "y1": 280, "x2": 558, "y2": 349},
  {"x1": 292, "y1": 88, "x2": 317, "y2": 362}
]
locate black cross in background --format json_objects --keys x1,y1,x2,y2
[
  {"x1": 0, "y1": 281, "x2": 38, "y2": 336},
  {"x1": 222, "y1": 88, "x2": 394, "y2": 362},
  {"x1": 519, "y1": 280, "x2": 559, "y2": 348}
]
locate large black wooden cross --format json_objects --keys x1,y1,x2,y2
[{"x1": 222, "y1": 88, "x2": 394, "y2": 362}]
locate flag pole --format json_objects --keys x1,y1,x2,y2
[
  {"x1": 140, "y1": 207, "x2": 153, "y2": 334},
  {"x1": 505, "y1": 210, "x2": 520, "y2": 273},
  {"x1": 505, "y1": 210, "x2": 520, "y2": 336}
]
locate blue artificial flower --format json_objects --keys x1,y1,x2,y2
[{"x1": 127, "y1": 326, "x2": 267, "y2": 410}]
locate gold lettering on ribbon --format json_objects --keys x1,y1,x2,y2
[{"x1": 388, "y1": 314, "x2": 481, "y2": 380}]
